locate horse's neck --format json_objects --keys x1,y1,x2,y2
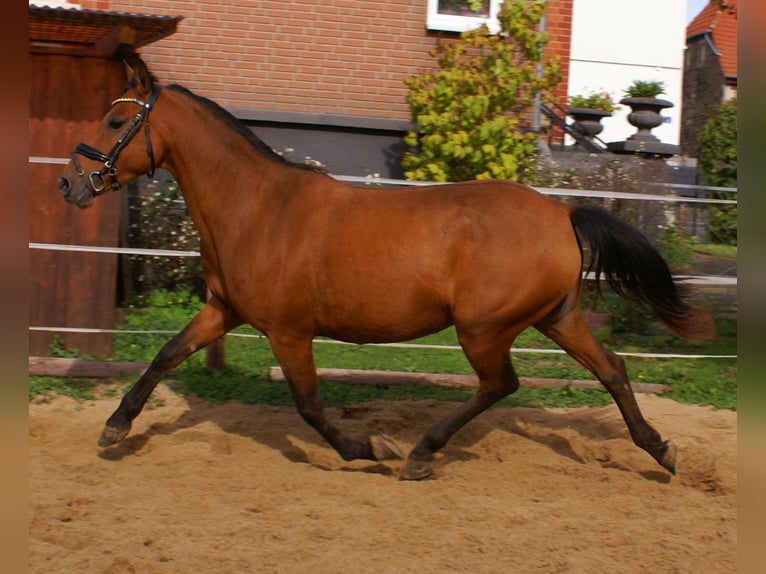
[{"x1": 160, "y1": 112, "x2": 279, "y2": 229}]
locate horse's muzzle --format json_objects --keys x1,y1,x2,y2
[
  {"x1": 57, "y1": 176, "x2": 71, "y2": 195},
  {"x1": 57, "y1": 176, "x2": 94, "y2": 209}
]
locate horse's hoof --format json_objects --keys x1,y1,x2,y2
[
  {"x1": 399, "y1": 459, "x2": 433, "y2": 481},
  {"x1": 370, "y1": 434, "x2": 403, "y2": 460},
  {"x1": 659, "y1": 440, "x2": 677, "y2": 475},
  {"x1": 98, "y1": 424, "x2": 130, "y2": 447}
]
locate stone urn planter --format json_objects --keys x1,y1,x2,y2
[
  {"x1": 566, "y1": 107, "x2": 612, "y2": 140},
  {"x1": 620, "y1": 96, "x2": 673, "y2": 143},
  {"x1": 607, "y1": 96, "x2": 679, "y2": 157}
]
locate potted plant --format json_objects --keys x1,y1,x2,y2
[
  {"x1": 566, "y1": 91, "x2": 618, "y2": 140},
  {"x1": 568, "y1": 92, "x2": 619, "y2": 112},
  {"x1": 620, "y1": 80, "x2": 673, "y2": 143},
  {"x1": 623, "y1": 80, "x2": 666, "y2": 98}
]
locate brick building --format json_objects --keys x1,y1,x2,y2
[
  {"x1": 680, "y1": 0, "x2": 737, "y2": 158},
  {"x1": 70, "y1": 0, "x2": 573, "y2": 177}
]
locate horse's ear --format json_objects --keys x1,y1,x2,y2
[{"x1": 122, "y1": 53, "x2": 153, "y2": 97}]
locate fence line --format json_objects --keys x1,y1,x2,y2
[
  {"x1": 30, "y1": 156, "x2": 69, "y2": 165},
  {"x1": 28, "y1": 242, "x2": 201, "y2": 257},
  {"x1": 648, "y1": 182, "x2": 738, "y2": 194},
  {"x1": 27, "y1": 326, "x2": 736, "y2": 360},
  {"x1": 30, "y1": 156, "x2": 737, "y2": 204},
  {"x1": 532, "y1": 186, "x2": 735, "y2": 205},
  {"x1": 335, "y1": 175, "x2": 737, "y2": 205}
]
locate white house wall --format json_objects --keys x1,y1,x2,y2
[{"x1": 567, "y1": 0, "x2": 686, "y2": 146}]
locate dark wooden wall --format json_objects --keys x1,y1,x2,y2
[
  {"x1": 29, "y1": 54, "x2": 127, "y2": 357},
  {"x1": 680, "y1": 37, "x2": 725, "y2": 157}
]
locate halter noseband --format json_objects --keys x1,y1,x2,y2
[{"x1": 71, "y1": 83, "x2": 162, "y2": 195}]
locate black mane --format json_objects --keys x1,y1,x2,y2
[{"x1": 164, "y1": 83, "x2": 324, "y2": 172}]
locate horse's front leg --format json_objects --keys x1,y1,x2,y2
[
  {"x1": 269, "y1": 333, "x2": 402, "y2": 462},
  {"x1": 98, "y1": 295, "x2": 243, "y2": 447}
]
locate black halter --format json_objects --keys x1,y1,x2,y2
[{"x1": 71, "y1": 83, "x2": 162, "y2": 195}]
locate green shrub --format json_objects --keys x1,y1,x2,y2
[
  {"x1": 125, "y1": 177, "x2": 205, "y2": 298},
  {"x1": 402, "y1": 0, "x2": 561, "y2": 183},
  {"x1": 696, "y1": 98, "x2": 737, "y2": 245},
  {"x1": 656, "y1": 225, "x2": 695, "y2": 271}
]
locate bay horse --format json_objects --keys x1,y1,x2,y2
[{"x1": 57, "y1": 57, "x2": 712, "y2": 480}]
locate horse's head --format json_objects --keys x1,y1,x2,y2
[{"x1": 57, "y1": 57, "x2": 163, "y2": 208}]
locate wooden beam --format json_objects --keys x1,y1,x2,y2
[
  {"x1": 27, "y1": 358, "x2": 668, "y2": 394},
  {"x1": 29, "y1": 42, "x2": 93, "y2": 57},
  {"x1": 93, "y1": 25, "x2": 136, "y2": 57},
  {"x1": 30, "y1": 26, "x2": 136, "y2": 57}
]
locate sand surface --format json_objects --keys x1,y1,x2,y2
[{"x1": 29, "y1": 385, "x2": 736, "y2": 573}]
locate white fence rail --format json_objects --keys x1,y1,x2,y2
[{"x1": 27, "y1": 326, "x2": 736, "y2": 360}]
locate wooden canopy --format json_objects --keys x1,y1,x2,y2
[{"x1": 29, "y1": 4, "x2": 182, "y2": 57}]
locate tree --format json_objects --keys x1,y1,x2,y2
[
  {"x1": 402, "y1": 0, "x2": 561, "y2": 183},
  {"x1": 697, "y1": 98, "x2": 737, "y2": 245}
]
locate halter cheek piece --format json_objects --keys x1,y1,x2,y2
[{"x1": 71, "y1": 83, "x2": 162, "y2": 195}]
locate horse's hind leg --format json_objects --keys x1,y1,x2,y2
[
  {"x1": 98, "y1": 295, "x2": 243, "y2": 447},
  {"x1": 269, "y1": 334, "x2": 402, "y2": 463},
  {"x1": 402, "y1": 329, "x2": 520, "y2": 480},
  {"x1": 535, "y1": 302, "x2": 677, "y2": 474}
]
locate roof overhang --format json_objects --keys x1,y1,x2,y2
[{"x1": 29, "y1": 4, "x2": 182, "y2": 57}]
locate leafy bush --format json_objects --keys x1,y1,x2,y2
[
  {"x1": 124, "y1": 176, "x2": 205, "y2": 298},
  {"x1": 656, "y1": 225, "x2": 695, "y2": 271},
  {"x1": 696, "y1": 98, "x2": 737, "y2": 245},
  {"x1": 402, "y1": 0, "x2": 561, "y2": 183}
]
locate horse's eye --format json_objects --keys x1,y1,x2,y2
[{"x1": 108, "y1": 118, "x2": 126, "y2": 130}]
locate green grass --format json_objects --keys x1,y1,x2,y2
[
  {"x1": 693, "y1": 243, "x2": 737, "y2": 258},
  {"x1": 30, "y1": 290, "x2": 737, "y2": 411},
  {"x1": 29, "y1": 377, "x2": 101, "y2": 402}
]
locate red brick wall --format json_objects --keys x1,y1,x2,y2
[
  {"x1": 84, "y1": 0, "x2": 571, "y2": 122},
  {"x1": 544, "y1": 0, "x2": 572, "y2": 106}
]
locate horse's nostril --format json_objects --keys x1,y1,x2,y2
[{"x1": 57, "y1": 177, "x2": 70, "y2": 194}]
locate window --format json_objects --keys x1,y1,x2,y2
[{"x1": 426, "y1": 0, "x2": 503, "y2": 34}]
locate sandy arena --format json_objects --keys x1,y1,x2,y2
[{"x1": 29, "y1": 384, "x2": 736, "y2": 573}]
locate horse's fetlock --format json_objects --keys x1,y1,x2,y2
[{"x1": 296, "y1": 404, "x2": 324, "y2": 426}]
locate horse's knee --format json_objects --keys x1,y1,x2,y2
[
  {"x1": 485, "y1": 366, "x2": 519, "y2": 398},
  {"x1": 504, "y1": 372, "x2": 520, "y2": 395},
  {"x1": 155, "y1": 335, "x2": 197, "y2": 367},
  {"x1": 604, "y1": 349, "x2": 625, "y2": 371},
  {"x1": 482, "y1": 382, "x2": 517, "y2": 403}
]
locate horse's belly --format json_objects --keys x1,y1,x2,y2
[{"x1": 315, "y1": 294, "x2": 452, "y2": 344}]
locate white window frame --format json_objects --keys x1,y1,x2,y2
[
  {"x1": 426, "y1": 0, "x2": 503, "y2": 34},
  {"x1": 29, "y1": 1, "x2": 81, "y2": 7}
]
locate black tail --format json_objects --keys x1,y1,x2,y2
[{"x1": 570, "y1": 205, "x2": 714, "y2": 340}]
